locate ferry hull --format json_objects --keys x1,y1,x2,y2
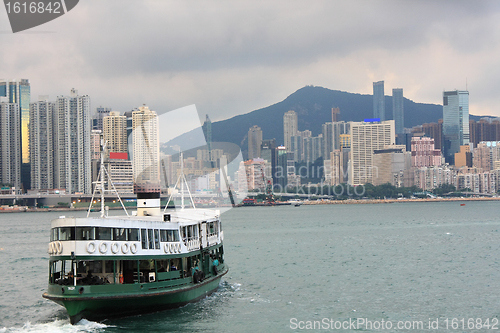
[{"x1": 44, "y1": 269, "x2": 227, "y2": 324}]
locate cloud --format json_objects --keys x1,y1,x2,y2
[{"x1": 2, "y1": 0, "x2": 500, "y2": 120}]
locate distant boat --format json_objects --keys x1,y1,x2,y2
[
  {"x1": 288, "y1": 199, "x2": 302, "y2": 207},
  {"x1": 460, "y1": 203, "x2": 466, "y2": 206}
]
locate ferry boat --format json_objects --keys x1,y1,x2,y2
[{"x1": 43, "y1": 148, "x2": 228, "y2": 324}]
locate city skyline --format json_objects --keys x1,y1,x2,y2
[{"x1": 2, "y1": 2, "x2": 500, "y2": 123}]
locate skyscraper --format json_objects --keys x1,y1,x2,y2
[
  {"x1": 0, "y1": 79, "x2": 30, "y2": 190},
  {"x1": 132, "y1": 105, "x2": 160, "y2": 194},
  {"x1": 103, "y1": 111, "x2": 127, "y2": 154},
  {"x1": 283, "y1": 110, "x2": 298, "y2": 152},
  {"x1": 349, "y1": 120, "x2": 395, "y2": 185},
  {"x1": 373, "y1": 81, "x2": 385, "y2": 121},
  {"x1": 392, "y1": 88, "x2": 404, "y2": 135},
  {"x1": 442, "y1": 90, "x2": 469, "y2": 164},
  {"x1": 0, "y1": 98, "x2": 21, "y2": 191},
  {"x1": 54, "y1": 89, "x2": 91, "y2": 194},
  {"x1": 29, "y1": 97, "x2": 54, "y2": 190},
  {"x1": 247, "y1": 125, "x2": 262, "y2": 160},
  {"x1": 92, "y1": 106, "x2": 111, "y2": 131}
]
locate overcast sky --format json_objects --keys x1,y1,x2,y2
[{"x1": 2, "y1": 0, "x2": 500, "y2": 125}]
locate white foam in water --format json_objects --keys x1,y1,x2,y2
[{"x1": 0, "y1": 319, "x2": 110, "y2": 333}]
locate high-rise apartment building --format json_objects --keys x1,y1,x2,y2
[
  {"x1": 0, "y1": 79, "x2": 30, "y2": 190},
  {"x1": 322, "y1": 121, "x2": 350, "y2": 158},
  {"x1": 53, "y1": 89, "x2": 91, "y2": 194},
  {"x1": 349, "y1": 120, "x2": 395, "y2": 185},
  {"x1": 443, "y1": 90, "x2": 469, "y2": 164},
  {"x1": 29, "y1": 97, "x2": 54, "y2": 190},
  {"x1": 411, "y1": 137, "x2": 441, "y2": 168},
  {"x1": 132, "y1": 105, "x2": 160, "y2": 193},
  {"x1": 392, "y1": 88, "x2": 404, "y2": 135},
  {"x1": 0, "y1": 98, "x2": 21, "y2": 190},
  {"x1": 103, "y1": 111, "x2": 127, "y2": 154},
  {"x1": 248, "y1": 125, "x2": 263, "y2": 160},
  {"x1": 283, "y1": 110, "x2": 298, "y2": 152},
  {"x1": 92, "y1": 106, "x2": 111, "y2": 131},
  {"x1": 373, "y1": 81, "x2": 385, "y2": 121}
]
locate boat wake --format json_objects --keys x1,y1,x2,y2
[{"x1": 0, "y1": 319, "x2": 110, "y2": 333}]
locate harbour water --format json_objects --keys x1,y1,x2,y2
[{"x1": 1, "y1": 201, "x2": 500, "y2": 332}]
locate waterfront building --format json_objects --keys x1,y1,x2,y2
[
  {"x1": 276, "y1": 146, "x2": 287, "y2": 189},
  {"x1": 322, "y1": 121, "x2": 350, "y2": 158},
  {"x1": 373, "y1": 81, "x2": 385, "y2": 121},
  {"x1": 413, "y1": 165, "x2": 456, "y2": 192},
  {"x1": 0, "y1": 98, "x2": 21, "y2": 191},
  {"x1": 104, "y1": 155, "x2": 134, "y2": 194},
  {"x1": 372, "y1": 146, "x2": 410, "y2": 186},
  {"x1": 240, "y1": 158, "x2": 266, "y2": 191},
  {"x1": 411, "y1": 137, "x2": 441, "y2": 167},
  {"x1": 392, "y1": 88, "x2": 404, "y2": 136},
  {"x1": 248, "y1": 125, "x2": 263, "y2": 160},
  {"x1": 443, "y1": 90, "x2": 469, "y2": 164},
  {"x1": 132, "y1": 105, "x2": 160, "y2": 193},
  {"x1": 29, "y1": 97, "x2": 54, "y2": 190},
  {"x1": 0, "y1": 79, "x2": 30, "y2": 190},
  {"x1": 202, "y1": 115, "x2": 212, "y2": 164},
  {"x1": 454, "y1": 145, "x2": 472, "y2": 168},
  {"x1": 469, "y1": 119, "x2": 500, "y2": 148},
  {"x1": 53, "y1": 89, "x2": 92, "y2": 194},
  {"x1": 349, "y1": 120, "x2": 395, "y2": 186},
  {"x1": 261, "y1": 139, "x2": 276, "y2": 184},
  {"x1": 103, "y1": 111, "x2": 128, "y2": 154},
  {"x1": 283, "y1": 110, "x2": 298, "y2": 152},
  {"x1": 303, "y1": 134, "x2": 323, "y2": 163},
  {"x1": 92, "y1": 106, "x2": 111, "y2": 131}
]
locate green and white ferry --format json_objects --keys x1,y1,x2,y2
[{"x1": 43, "y1": 153, "x2": 228, "y2": 324}]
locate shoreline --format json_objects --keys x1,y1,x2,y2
[
  {"x1": 0, "y1": 196, "x2": 499, "y2": 213},
  {"x1": 301, "y1": 196, "x2": 500, "y2": 205}
]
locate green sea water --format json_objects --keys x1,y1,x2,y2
[{"x1": 1, "y1": 201, "x2": 500, "y2": 332}]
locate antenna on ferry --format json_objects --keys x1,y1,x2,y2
[
  {"x1": 87, "y1": 138, "x2": 129, "y2": 218},
  {"x1": 164, "y1": 149, "x2": 196, "y2": 212}
]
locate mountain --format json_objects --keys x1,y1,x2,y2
[{"x1": 168, "y1": 85, "x2": 486, "y2": 154}]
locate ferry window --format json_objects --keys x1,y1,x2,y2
[
  {"x1": 51, "y1": 228, "x2": 57, "y2": 241},
  {"x1": 113, "y1": 228, "x2": 127, "y2": 241},
  {"x1": 154, "y1": 229, "x2": 160, "y2": 249},
  {"x1": 148, "y1": 229, "x2": 154, "y2": 249},
  {"x1": 104, "y1": 260, "x2": 114, "y2": 274},
  {"x1": 128, "y1": 228, "x2": 139, "y2": 241},
  {"x1": 89, "y1": 260, "x2": 103, "y2": 274},
  {"x1": 96, "y1": 227, "x2": 112, "y2": 240},
  {"x1": 172, "y1": 231, "x2": 179, "y2": 242},
  {"x1": 181, "y1": 227, "x2": 187, "y2": 242},
  {"x1": 187, "y1": 226, "x2": 192, "y2": 239},
  {"x1": 76, "y1": 227, "x2": 95, "y2": 240},
  {"x1": 58, "y1": 227, "x2": 75, "y2": 241},
  {"x1": 141, "y1": 229, "x2": 147, "y2": 249},
  {"x1": 160, "y1": 230, "x2": 167, "y2": 242}
]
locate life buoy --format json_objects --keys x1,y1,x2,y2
[
  {"x1": 111, "y1": 242, "x2": 119, "y2": 254},
  {"x1": 56, "y1": 241, "x2": 63, "y2": 254},
  {"x1": 121, "y1": 243, "x2": 129, "y2": 254},
  {"x1": 164, "y1": 243, "x2": 170, "y2": 254},
  {"x1": 130, "y1": 243, "x2": 138, "y2": 254},
  {"x1": 87, "y1": 241, "x2": 96, "y2": 254},
  {"x1": 119, "y1": 273, "x2": 124, "y2": 284},
  {"x1": 99, "y1": 242, "x2": 108, "y2": 254},
  {"x1": 176, "y1": 243, "x2": 181, "y2": 253},
  {"x1": 169, "y1": 243, "x2": 174, "y2": 253}
]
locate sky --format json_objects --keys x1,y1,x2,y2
[{"x1": 2, "y1": 0, "x2": 500, "y2": 127}]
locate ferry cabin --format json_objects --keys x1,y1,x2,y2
[{"x1": 46, "y1": 210, "x2": 225, "y2": 298}]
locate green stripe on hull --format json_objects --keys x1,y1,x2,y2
[{"x1": 44, "y1": 268, "x2": 227, "y2": 324}]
